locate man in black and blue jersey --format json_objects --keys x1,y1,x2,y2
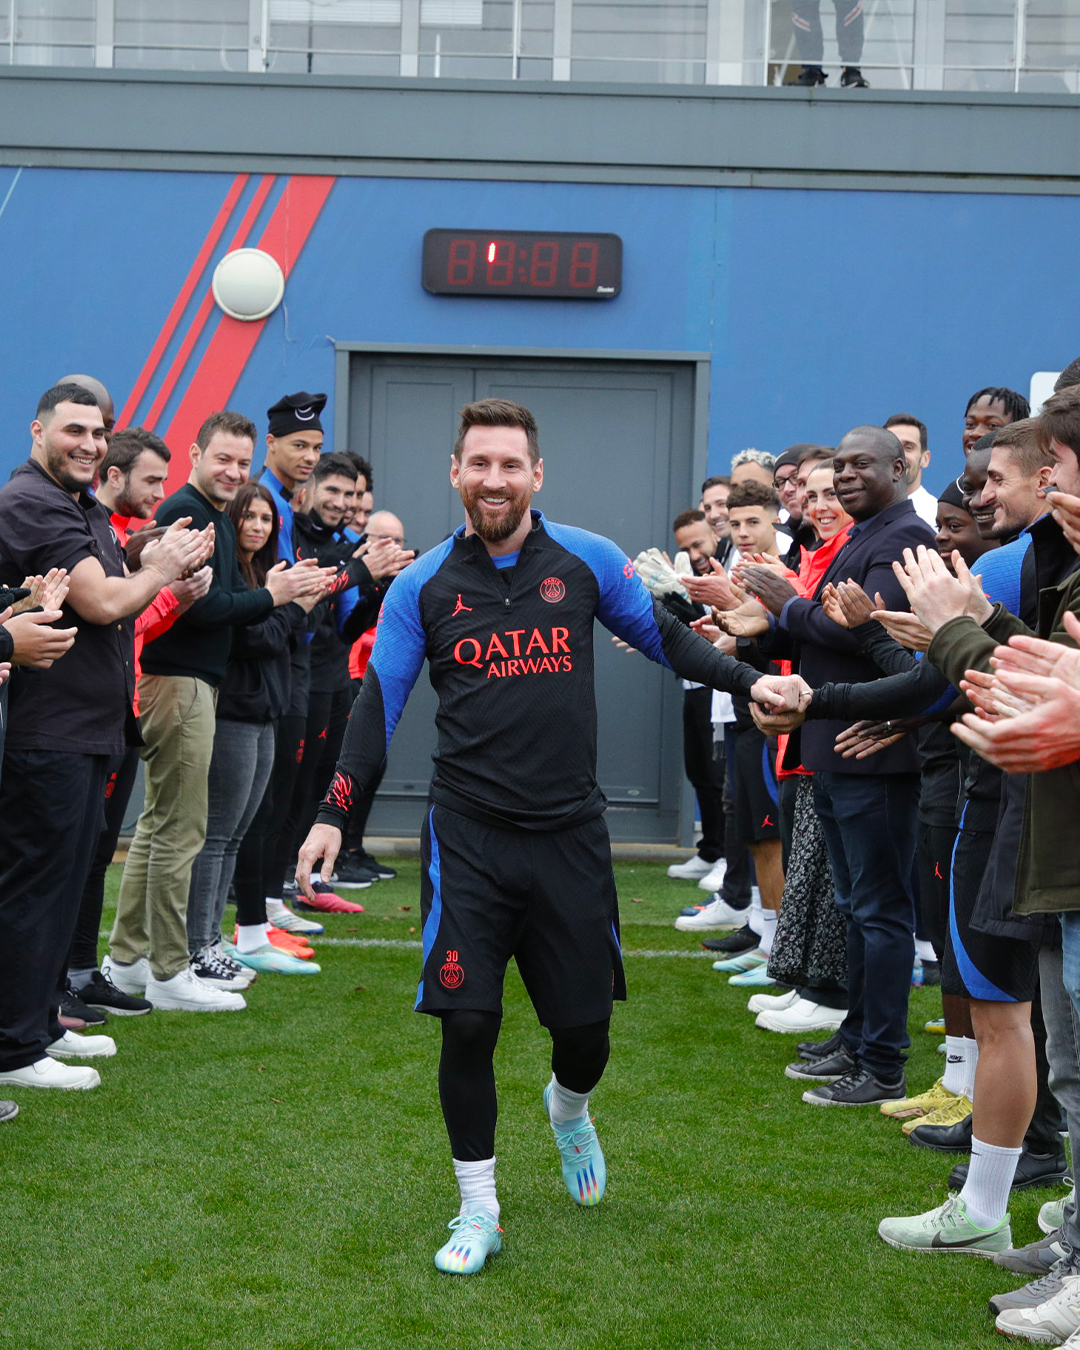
[{"x1": 297, "y1": 399, "x2": 806, "y2": 1274}]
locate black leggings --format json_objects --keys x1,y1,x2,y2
[{"x1": 438, "y1": 1010, "x2": 611, "y2": 1160}]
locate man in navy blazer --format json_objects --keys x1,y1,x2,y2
[{"x1": 743, "y1": 426, "x2": 936, "y2": 1106}]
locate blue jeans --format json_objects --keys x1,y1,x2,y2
[{"x1": 812, "y1": 771, "x2": 920, "y2": 1081}]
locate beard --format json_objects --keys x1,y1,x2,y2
[{"x1": 460, "y1": 483, "x2": 530, "y2": 543}]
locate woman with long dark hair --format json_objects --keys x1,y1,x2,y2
[{"x1": 186, "y1": 481, "x2": 320, "y2": 978}]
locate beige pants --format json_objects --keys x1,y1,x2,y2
[{"x1": 110, "y1": 675, "x2": 217, "y2": 981}]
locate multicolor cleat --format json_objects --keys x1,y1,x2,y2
[
  {"x1": 543, "y1": 1083, "x2": 606, "y2": 1206},
  {"x1": 433, "y1": 1211, "x2": 502, "y2": 1274}
]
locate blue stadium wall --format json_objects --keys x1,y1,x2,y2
[{"x1": 1, "y1": 119, "x2": 1077, "y2": 496}]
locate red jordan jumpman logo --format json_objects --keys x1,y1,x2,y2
[{"x1": 453, "y1": 594, "x2": 473, "y2": 616}]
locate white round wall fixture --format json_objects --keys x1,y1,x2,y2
[{"x1": 211, "y1": 248, "x2": 285, "y2": 321}]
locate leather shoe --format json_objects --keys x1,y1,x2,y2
[
  {"x1": 796, "y1": 1030, "x2": 843, "y2": 1061},
  {"x1": 784, "y1": 1048, "x2": 856, "y2": 1082},
  {"x1": 950, "y1": 1148, "x2": 1071, "y2": 1192},
  {"x1": 907, "y1": 1114, "x2": 973, "y2": 1154}
]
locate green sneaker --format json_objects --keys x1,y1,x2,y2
[
  {"x1": 543, "y1": 1083, "x2": 606, "y2": 1205},
  {"x1": 1040, "y1": 1189, "x2": 1074, "y2": 1235},
  {"x1": 711, "y1": 950, "x2": 767, "y2": 974},
  {"x1": 878, "y1": 1194, "x2": 1011, "y2": 1258},
  {"x1": 434, "y1": 1211, "x2": 502, "y2": 1275}
]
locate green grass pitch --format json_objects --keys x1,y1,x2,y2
[{"x1": 0, "y1": 861, "x2": 1056, "y2": 1349}]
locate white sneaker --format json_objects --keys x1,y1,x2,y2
[
  {"x1": 666, "y1": 855, "x2": 714, "y2": 880},
  {"x1": 102, "y1": 953, "x2": 151, "y2": 995},
  {"x1": 674, "y1": 896, "x2": 746, "y2": 931},
  {"x1": 0, "y1": 1056, "x2": 100, "y2": 1089},
  {"x1": 996, "y1": 1275, "x2": 1080, "y2": 1343},
  {"x1": 46, "y1": 1029, "x2": 116, "y2": 1059},
  {"x1": 755, "y1": 997, "x2": 847, "y2": 1034},
  {"x1": 1040, "y1": 1189, "x2": 1075, "y2": 1235},
  {"x1": 747, "y1": 988, "x2": 800, "y2": 1015},
  {"x1": 146, "y1": 966, "x2": 246, "y2": 1012},
  {"x1": 697, "y1": 860, "x2": 728, "y2": 892}
]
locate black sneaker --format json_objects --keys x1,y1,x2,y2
[
  {"x1": 908, "y1": 1113, "x2": 972, "y2": 1153},
  {"x1": 784, "y1": 1048, "x2": 856, "y2": 1083},
  {"x1": 795, "y1": 65, "x2": 827, "y2": 86},
  {"x1": 60, "y1": 982, "x2": 108, "y2": 1026},
  {"x1": 335, "y1": 855, "x2": 383, "y2": 887},
  {"x1": 949, "y1": 1147, "x2": 1070, "y2": 1192},
  {"x1": 701, "y1": 923, "x2": 757, "y2": 954},
  {"x1": 840, "y1": 66, "x2": 869, "y2": 87},
  {"x1": 797, "y1": 1030, "x2": 844, "y2": 1061},
  {"x1": 801, "y1": 1066, "x2": 905, "y2": 1107},
  {"x1": 355, "y1": 849, "x2": 397, "y2": 881},
  {"x1": 80, "y1": 969, "x2": 152, "y2": 1017},
  {"x1": 921, "y1": 959, "x2": 941, "y2": 987}
]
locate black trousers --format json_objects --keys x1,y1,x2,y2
[
  {"x1": 236, "y1": 714, "x2": 303, "y2": 916},
  {"x1": 341, "y1": 678, "x2": 387, "y2": 854},
  {"x1": 272, "y1": 686, "x2": 352, "y2": 886},
  {"x1": 0, "y1": 749, "x2": 108, "y2": 1069},
  {"x1": 68, "y1": 744, "x2": 141, "y2": 971},
  {"x1": 682, "y1": 687, "x2": 726, "y2": 864}
]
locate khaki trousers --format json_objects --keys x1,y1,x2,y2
[{"x1": 110, "y1": 675, "x2": 217, "y2": 980}]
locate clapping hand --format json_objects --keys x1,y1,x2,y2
[{"x1": 891, "y1": 546, "x2": 991, "y2": 635}]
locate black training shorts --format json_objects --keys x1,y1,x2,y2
[
  {"x1": 942, "y1": 828, "x2": 1039, "y2": 1003},
  {"x1": 730, "y1": 726, "x2": 781, "y2": 846},
  {"x1": 414, "y1": 802, "x2": 626, "y2": 1029}
]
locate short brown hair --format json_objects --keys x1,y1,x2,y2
[
  {"x1": 1036, "y1": 387, "x2": 1080, "y2": 464},
  {"x1": 992, "y1": 418, "x2": 1054, "y2": 477},
  {"x1": 673, "y1": 508, "x2": 707, "y2": 533},
  {"x1": 102, "y1": 426, "x2": 170, "y2": 476},
  {"x1": 195, "y1": 409, "x2": 257, "y2": 451},
  {"x1": 727, "y1": 481, "x2": 780, "y2": 514},
  {"x1": 454, "y1": 399, "x2": 539, "y2": 464}
]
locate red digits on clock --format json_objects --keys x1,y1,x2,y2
[
  {"x1": 486, "y1": 239, "x2": 514, "y2": 286},
  {"x1": 569, "y1": 242, "x2": 599, "y2": 289},
  {"x1": 446, "y1": 238, "x2": 476, "y2": 285},
  {"x1": 529, "y1": 241, "x2": 558, "y2": 287}
]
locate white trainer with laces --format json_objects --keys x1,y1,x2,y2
[
  {"x1": 0, "y1": 1057, "x2": 100, "y2": 1089},
  {"x1": 46, "y1": 1029, "x2": 116, "y2": 1059},
  {"x1": 697, "y1": 860, "x2": 727, "y2": 892},
  {"x1": 101, "y1": 953, "x2": 151, "y2": 996},
  {"x1": 675, "y1": 896, "x2": 746, "y2": 932},
  {"x1": 996, "y1": 1274, "x2": 1080, "y2": 1342},
  {"x1": 666, "y1": 855, "x2": 714, "y2": 880},
  {"x1": 146, "y1": 966, "x2": 246, "y2": 1012}
]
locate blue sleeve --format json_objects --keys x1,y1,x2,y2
[
  {"x1": 973, "y1": 535, "x2": 1030, "y2": 616},
  {"x1": 543, "y1": 522, "x2": 671, "y2": 668},
  {"x1": 335, "y1": 584, "x2": 359, "y2": 635}
]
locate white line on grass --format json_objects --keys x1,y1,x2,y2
[{"x1": 314, "y1": 937, "x2": 714, "y2": 959}]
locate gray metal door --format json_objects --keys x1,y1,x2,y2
[{"x1": 345, "y1": 352, "x2": 699, "y2": 843}]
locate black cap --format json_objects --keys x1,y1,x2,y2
[
  {"x1": 773, "y1": 447, "x2": 802, "y2": 471},
  {"x1": 938, "y1": 477, "x2": 967, "y2": 511},
  {"x1": 267, "y1": 391, "x2": 326, "y2": 438}
]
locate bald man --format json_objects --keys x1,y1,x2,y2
[
  {"x1": 57, "y1": 375, "x2": 115, "y2": 440},
  {"x1": 744, "y1": 427, "x2": 937, "y2": 1106}
]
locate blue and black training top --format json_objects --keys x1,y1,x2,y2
[{"x1": 316, "y1": 510, "x2": 762, "y2": 834}]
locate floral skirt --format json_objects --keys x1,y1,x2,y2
[{"x1": 767, "y1": 776, "x2": 848, "y2": 989}]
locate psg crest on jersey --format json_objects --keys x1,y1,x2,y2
[{"x1": 540, "y1": 577, "x2": 565, "y2": 603}]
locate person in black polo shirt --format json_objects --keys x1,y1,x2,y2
[
  {"x1": 0, "y1": 383, "x2": 208, "y2": 1091},
  {"x1": 106, "y1": 410, "x2": 331, "y2": 1014}
]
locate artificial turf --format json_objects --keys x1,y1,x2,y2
[{"x1": 0, "y1": 860, "x2": 1057, "y2": 1350}]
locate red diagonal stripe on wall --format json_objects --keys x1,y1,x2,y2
[
  {"x1": 144, "y1": 174, "x2": 277, "y2": 432},
  {"x1": 161, "y1": 174, "x2": 335, "y2": 472},
  {"x1": 116, "y1": 173, "x2": 249, "y2": 430}
]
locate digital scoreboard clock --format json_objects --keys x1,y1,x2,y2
[{"x1": 422, "y1": 229, "x2": 622, "y2": 300}]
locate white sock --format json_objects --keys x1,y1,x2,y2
[
  {"x1": 960, "y1": 1136, "x2": 1022, "y2": 1228},
  {"x1": 236, "y1": 922, "x2": 271, "y2": 954},
  {"x1": 758, "y1": 910, "x2": 778, "y2": 957},
  {"x1": 547, "y1": 1074, "x2": 590, "y2": 1125},
  {"x1": 915, "y1": 938, "x2": 937, "y2": 963},
  {"x1": 453, "y1": 1156, "x2": 499, "y2": 1221},
  {"x1": 748, "y1": 888, "x2": 764, "y2": 938},
  {"x1": 942, "y1": 1035, "x2": 967, "y2": 1096},
  {"x1": 962, "y1": 1036, "x2": 979, "y2": 1102},
  {"x1": 265, "y1": 898, "x2": 288, "y2": 917}
]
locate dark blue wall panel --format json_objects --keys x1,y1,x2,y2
[{"x1": 1, "y1": 166, "x2": 1074, "y2": 501}]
